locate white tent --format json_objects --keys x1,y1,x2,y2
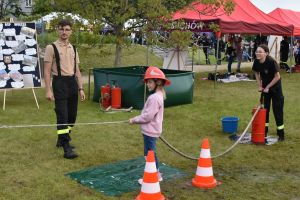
[{"x1": 39, "y1": 12, "x2": 89, "y2": 25}]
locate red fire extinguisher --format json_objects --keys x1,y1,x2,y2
[
  {"x1": 100, "y1": 83, "x2": 111, "y2": 109},
  {"x1": 111, "y1": 80, "x2": 121, "y2": 109}
]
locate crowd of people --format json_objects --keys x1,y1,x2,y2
[
  {"x1": 193, "y1": 33, "x2": 300, "y2": 74},
  {"x1": 193, "y1": 33, "x2": 253, "y2": 72}
]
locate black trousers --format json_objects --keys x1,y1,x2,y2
[
  {"x1": 52, "y1": 76, "x2": 78, "y2": 133},
  {"x1": 280, "y1": 53, "x2": 288, "y2": 63},
  {"x1": 263, "y1": 89, "x2": 284, "y2": 130},
  {"x1": 203, "y1": 47, "x2": 210, "y2": 64},
  {"x1": 280, "y1": 54, "x2": 289, "y2": 70}
]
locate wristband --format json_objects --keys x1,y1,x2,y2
[{"x1": 78, "y1": 88, "x2": 84, "y2": 91}]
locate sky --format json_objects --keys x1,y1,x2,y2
[{"x1": 250, "y1": 0, "x2": 300, "y2": 13}]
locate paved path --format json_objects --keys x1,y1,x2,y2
[
  {"x1": 83, "y1": 62, "x2": 254, "y2": 84},
  {"x1": 181, "y1": 62, "x2": 253, "y2": 72}
]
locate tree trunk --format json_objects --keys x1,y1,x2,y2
[
  {"x1": 0, "y1": 2, "x2": 4, "y2": 19},
  {"x1": 114, "y1": 25, "x2": 123, "y2": 67},
  {"x1": 114, "y1": 41, "x2": 122, "y2": 67}
]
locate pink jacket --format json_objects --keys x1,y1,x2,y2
[{"x1": 131, "y1": 91, "x2": 164, "y2": 138}]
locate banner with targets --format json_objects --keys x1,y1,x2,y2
[{"x1": 0, "y1": 22, "x2": 41, "y2": 89}]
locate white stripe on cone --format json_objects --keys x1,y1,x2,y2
[
  {"x1": 200, "y1": 149, "x2": 211, "y2": 158},
  {"x1": 196, "y1": 167, "x2": 213, "y2": 177},
  {"x1": 145, "y1": 162, "x2": 157, "y2": 173},
  {"x1": 141, "y1": 182, "x2": 161, "y2": 194}
]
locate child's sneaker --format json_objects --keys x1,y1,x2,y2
[
  {"x1": 158, "y1": 172, "x2": 163, "y2": 182},
  {"x1": 138, "y1": 178, "x2": 143, "y2": 185}
]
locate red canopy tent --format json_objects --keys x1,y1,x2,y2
[
  {"x1": 172, "y1": 0, "x2": 293, "y2": 36},
  {"x1": 268, "y1": 8, "x2": 300, "y2": 36}
]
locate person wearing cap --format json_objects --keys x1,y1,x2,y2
[
  {"x1": 252, "y1": 44, "x2": 285, "y2": 142},
  {"x1": 129, "y1": 66, "x2": 171, "y2": 183}
]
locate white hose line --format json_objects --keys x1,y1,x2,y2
[
  {"x1": 211, "y1": 106, "x2": 261, "y2": 158},
  {"x1": 0, "y1": 106, "x2": 261, "y2": 160},
  {"x1": 159, "y1": 136, "x2": 199, "y2": 160},
  {"x1": 0, "y1": 120, "x2": 128, "y2": 129},
  {"x1": 160, "y1": 106, "x2": 261, "y2": 160}
]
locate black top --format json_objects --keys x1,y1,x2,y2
[
  {"x1": 280, "y1": 40, "x2": 289, "y2": 56},
  {"x1": 252, "y1": 55, "x2": 281, "y2": 91},
  {"x1": 225, "y1": 42, "x2": 236, "y2": 57}
]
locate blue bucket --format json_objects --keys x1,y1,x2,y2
[{"x1": 221, "y1": 116, "x2": 239, "y2": 134}]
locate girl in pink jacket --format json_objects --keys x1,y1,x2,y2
[{"x1": 129, "y1": 66, "x2": 171, "y2": 182}]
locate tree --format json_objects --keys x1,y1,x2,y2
[
  {"x1": 33, "y1": 0, "x2": 235, "y2": 66},
  {"x1": 163, "y1": 0, "x2": 194, "y2": 12},
  {"x1": 32, "y1": 0, "x2": 55, "y2": 15},
  {"x1": 34, "y1": 0, "x2": 168, "y2": 66},
  {"x1": 70, "y1": 0, "x2": 172, "y2": 66},
  {"x1": 0, "y1": 0, "x2": 24, "y2": 19}
]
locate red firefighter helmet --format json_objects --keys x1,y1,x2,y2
[{"x1": 144, "y1": 66, "x2": 171, "y2": 86}]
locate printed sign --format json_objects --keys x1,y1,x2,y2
[{"x1": 0, "y1": 22, "x2": 41, "y2": 89}]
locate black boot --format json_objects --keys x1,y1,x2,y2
[
  {"x1": 60, "y1": 134, "x2": 78, "y2": 159},
  {"x1": 56, "y1": 133, "x2": 75, "y2": 148},
  {"x1": 277, "y1": 129, "x2": 285, "y2": 141},
  {"x1": 56, "y1": 135, "x2": 63, "y2": 148},
  {"x1": 66, "y1": 132, "x2": 72, "y2": 142},
  {"x1": 66, "y1": 133, "x2": 75, "y2": 148}
]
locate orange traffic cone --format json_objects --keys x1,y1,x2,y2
[
  {"x1": 136, "y1": 150, "x2": 165, "y2": 200},
  {"x1": 192, "y1": 138, "x2": 218, "y2": 189}
]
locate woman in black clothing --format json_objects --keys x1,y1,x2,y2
[{"x1": 252, "y1": 44, "x2": 285, "y2": 142}]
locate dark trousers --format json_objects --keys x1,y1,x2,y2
[
  {"x1": 263, "y1": 90, "x2": 284, "y2": 134},
  {"x1": 295, "y1": 54, "x2": 300, "y2": 65},
  {"x1": 280, "y1": 54, "x2": 289, "y2": 69},
  {"x1": 203, "y1": 48, "x2": 210, "y2": 64},
  {"x1": 215, "y1": 49, "x2": 221, "y2": 65},
  {"x1": 52, "y1": 76, "x2": 78, "y2": 133},
  {"x1": 227, "y1": 55, "x2": 234, "y2": 73}
]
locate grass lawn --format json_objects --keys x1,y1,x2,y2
[
  {"x1": 77, "y1": 44, "x2": 163, "y2": 72},
  {"x1": 0, "y1": 68, "x2": 300, "y2": 199}
]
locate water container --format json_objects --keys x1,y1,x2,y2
[{"x1": 221, "y1": 117, "x2": 239, "y2": 134}]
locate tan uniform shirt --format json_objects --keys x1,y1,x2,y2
[{"x1": 44, "y1": 40, "x2": 80, "y2": 76}]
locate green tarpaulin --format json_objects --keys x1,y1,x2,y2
[{"x1": 66, "y1": 157, "x2": 187, "y2": 196}]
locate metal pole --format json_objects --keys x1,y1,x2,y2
[
  {"x1": 177, "y1": 48, "x2": 180, "y2": 70},
  {"x1": 199, "y1": 45, "x2": 202, "y2": 64},
  {"x1": 146, "y1": 43, "x2": 149, "y2": 66},
  {"x1": 214, "y1": 38, "x2": 220, "y2": 89},
  {"x1": 3, "y1": 89, "x2": 6, "y2": 111},
  {"x1": 88, "y1": 68, "x2": 92, "y2": 100},
  {"x1": 32, "y1": 88, "x2": 40, "y2": 109},
  {"x1": 290, "y1": 35, "x2": 294, "y2": 73},
  {"x1": 192, "y1": 48, "x2": 194, "y2": 71}
]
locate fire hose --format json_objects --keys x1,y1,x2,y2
[
  {"x1": 0, "y1": 106, "x2": 261, "y2": 160},
  {"x1": 160, "y1": 105, "x2": 261, "y2": 160},
  {"x1": 0, "y1": 120, "x2": 129, "y2": 129}
]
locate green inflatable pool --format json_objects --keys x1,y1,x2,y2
[{"x1": 93, "y1": 66, "x2": 194, "y2": 109}]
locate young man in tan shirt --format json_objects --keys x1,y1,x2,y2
[{"x1": 44, "y1": 19, "x2": 85, "y2": 159}]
